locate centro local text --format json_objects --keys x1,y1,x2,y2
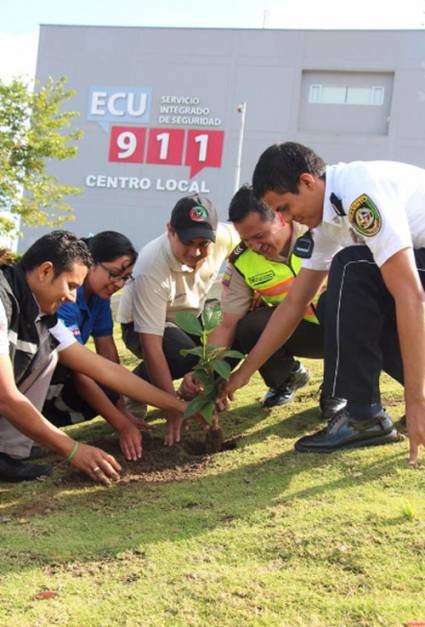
[{"x1": 85, "y1": 175, "x2": 211, "y2": 193}]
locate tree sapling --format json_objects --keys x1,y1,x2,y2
[{"x1": 175, "y1": 306, "x2": 243, "y2": 452}]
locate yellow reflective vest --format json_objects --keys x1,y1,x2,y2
[{"x1": 230, "y1": 242, "x2": 320, "y2": 324}]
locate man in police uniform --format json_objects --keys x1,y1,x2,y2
[
  {"x1": 117, "y1": 195, "x2": 239, "y2": 446},
  {"x1": 224, "y1": 142, "x2": 425, "y2": 462},
  {"x1": 208, "y1": 185, "x2": 323, "y2": 407}
]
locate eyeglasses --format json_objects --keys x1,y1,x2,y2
[{"x1": 98, "y1": 262, "x2": 134, "y2": 285}]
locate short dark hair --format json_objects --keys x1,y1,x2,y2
[
  {"x1": 82, "y1": 231, "x2": 137, "y2": 265},
  {"x1": 228, "y1": 184, "x2": 276, "y2": 223},
  {"x1": 19, "y1": 230, "x2": 93, "y2": 277},
  {"x1": 252, "y1": 142, "x2": 326, "y2": 198}
]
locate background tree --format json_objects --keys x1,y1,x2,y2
[{"x1": 0, "y1": 76, "x2": 82, "y2": 236}]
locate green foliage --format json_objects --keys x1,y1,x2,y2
[
  {"x1": 0, "y1": 76, "x2": 82, "y2": 236},
  {"x1": 174, "y1": 311, "x2": 203, "y2": 337},
  {"x1": 401, "y1": 501, "x2": 416, "y2": 521},
  {"x1": 0, "y1": 248, "x2": 20, "y2": 265},
  {"x1": 176, "y1": 305, "x2": 244, "y2": 422}
]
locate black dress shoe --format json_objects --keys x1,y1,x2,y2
[
  {"x1": 0, "y1": 452, "x2": 51, "y2": 482},
  {"x1": 320, "y1": 396, "x2": 347, "y2": 421},
  {"x1": 262, "y1": 362, "x2": 310, "y2": 407},
  {"x1": 294, "y1": 408, "x2": 399, "y2": 453}
]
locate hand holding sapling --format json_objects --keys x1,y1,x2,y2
[{"x1": 175, "y1": 306, "x2": 244, "y2": 449}]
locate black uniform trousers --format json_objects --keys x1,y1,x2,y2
[
  {"x1": 234, "y1": 306, "x2": 323, "y2": 389},
  {"x1": 121, "y1": 309, "x2": 323, "y2": 390},
  {"x1": 319, "y1": 245, "x2": 425, "y2": 414},
  {"x1": 121, "y1": 322, "x2": 201, "y2": 381}
]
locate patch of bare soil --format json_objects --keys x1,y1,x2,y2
[
  {"x1": 56, "y1": 431, "x2": 239, "y2": 487},
  {"x1": 17, "y1": 496, "x2": 58, "y2": 517}
]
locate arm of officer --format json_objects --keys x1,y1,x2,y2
[
  {"x1": 379, "y1": 248, "x2": 425, "y2": 464},
  {"x1": 130, "y1": 271, "x2": 187, "y2": 444},
  {"x1": 58, "y1": 340, "x2": 187, "y2": 415},
  {"x1": 208, "y1": 312, "x2": 243, "y2": 348},
  {"x1": 180, "y1": 313, "x2": 244, "y2": 399},
  {"x1": 0, "y1": 353, "x2": 121, "y2": 485},
  {"x1": 223, "y1": 268, "x2": 327, "y2": 399},
  {"x1": 139, "y1": 332, "x2": 186, "y2": 445}
]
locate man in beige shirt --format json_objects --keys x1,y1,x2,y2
[{"x1": 117, "y1": 195, "x2": 239, "y2": 445}]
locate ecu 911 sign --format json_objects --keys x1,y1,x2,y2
[
  {"x1": 88, "y1": 86, "x2": 225, "y2": 181},
  {"x1": 108, "y1": 127, "x2": 224, "y2": 178}
]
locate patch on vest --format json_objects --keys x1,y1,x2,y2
[
  {"x1": 348, "y1": 194, "x2": 381, "y2": 238},
  {"x1": 248, "y1": 270, "x2": 275, "y2": 287}
]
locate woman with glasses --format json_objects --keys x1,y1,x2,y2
[{"x1": 42, "y1": 231, "x2": 144, "y2": 462}]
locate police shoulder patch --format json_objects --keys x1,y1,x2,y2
[
  {"x1": 348, "y1": 194, "x2": 381, "y2": 238},
  {"x1": 222, "y1": 264, "x2": 234, "y2": 287}
]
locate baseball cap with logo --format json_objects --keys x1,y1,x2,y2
[{"x1": 170, "y1": 195, "x2": 218, "y2": 243}]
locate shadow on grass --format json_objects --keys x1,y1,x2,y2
[{"x1": 0, "y1": 400, "x2": 410, "y2": 578}]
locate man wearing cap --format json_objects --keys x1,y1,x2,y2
[{"x1": 117, "y1": 195, "x2": 239, "y2": 445}]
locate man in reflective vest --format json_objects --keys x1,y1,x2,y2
[{"x1": 182, "y1": 185, "x2": 344, "y2": 415}]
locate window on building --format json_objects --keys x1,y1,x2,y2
[{"x1": 309, "y1": 84, "x2": 384, "y2": 106}]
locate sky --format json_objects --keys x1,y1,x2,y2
[{"x1": 1, "y1": 0, "x2": 424, "y2": 83}]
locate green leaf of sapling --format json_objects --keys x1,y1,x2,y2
[
  {"x1": 211, "y1": 358, "x2": 232, "y2": 380},
  {"x1": 222, "y1": 350, "x2": 245, "y2": 359},
  {"x1": 193, "y1": 369, "x2": 210, "y2": 386},
  {"x1": 175, "y1": 311, "x2": 203, "y2": 336},
  {"x1": 180, "y1": 346, "x2": 204, "y2": 357},
  {"x1": 200, "y1": 402, "x2": 215, "y2": 422},
  {"x1": 201, "y1": 306, "x2": 222, "y2": 333},
  {"x1": 184, "y1": 395, "x2": 209, "y2": 418}
]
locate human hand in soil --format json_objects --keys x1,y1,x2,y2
[
  {"x1": 165, "y1": 411, "x2": 184, "y2": 446},
  {"x1": 117, "y1": 422, "x2": 143, "y2": 461},
  {"x1": 124, "y1": 409, "x2": 150, "y2": 432},
  {"x1": 178, "y1": 372, "x2": 203, "y2": 400},
  {"x1": 165, "y1": 411, "x2": 210, "y2": 446},
  {"x1": 71, "y1": 443, "x2": 121, "y2": 486},
  {"x1": 183, "y1": 412, "x2": 211, "y2": 434}
]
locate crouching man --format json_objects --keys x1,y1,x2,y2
[{"x1": 0, "y1": 231, "x2": 192, "y2": 484}]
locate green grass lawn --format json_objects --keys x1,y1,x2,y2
[{"x1": 0, "y1": 332, "x2": 424, "y2": 626}]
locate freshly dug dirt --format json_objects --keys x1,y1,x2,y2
[
  {"x1": 56, "y1": 431, "x2": 239, "y2": 487},
  {"x1": 205, "y1": 427, "x2": 224, "y2": 454}
]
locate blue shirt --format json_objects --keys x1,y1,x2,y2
[{"x1": 57, "y1": 286, "x2": 113, "y2": 345}]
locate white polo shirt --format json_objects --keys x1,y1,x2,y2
[
  {"x1": 302, "y1": 161, "x2": 425, "y2": 271},
  {"x1": 117, "y1": 222, "x2": 239, "y2": 336}
]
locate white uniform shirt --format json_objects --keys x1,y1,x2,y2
[
  {"x1": 117, "y1": 222, "x2": 239, "y2": 336},
  {"x1": 302, "y1": 161, "x2": 425, "y2": 271}
]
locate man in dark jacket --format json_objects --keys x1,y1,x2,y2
[{"x1": 0, "y1": 231, "x2": 192, "y2": 484}]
